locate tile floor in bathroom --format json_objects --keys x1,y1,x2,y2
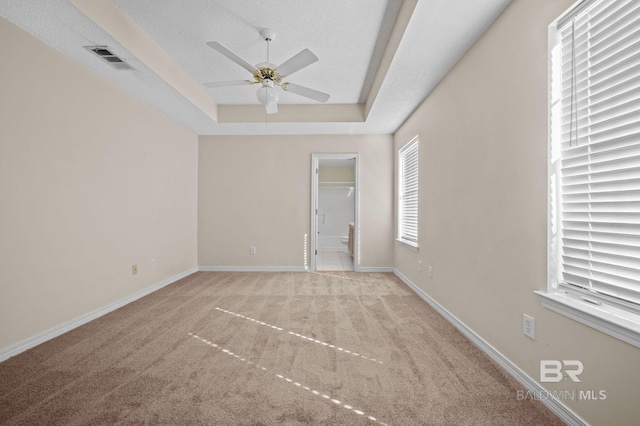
[{"x1": 316, "y1": 250, "x2": 354, "y2": 271}]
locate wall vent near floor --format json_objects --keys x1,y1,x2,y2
[{"x1": 84, "y1": 46, "x2": 134, "y2": 70}]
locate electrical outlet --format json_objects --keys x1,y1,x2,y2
[
  {"x1": 150, "y1": 259, "x2": 156, "y2": 269},
  {"x1": 428, "y1": 266, "x2": 433, "y2": 279},
  {"x1": 418, "y1": 260, "x2": 422, "y2": 271},
  {"x1": 523, "y1": 314, "x2": 535, "y2": 339},
  {"x1": 250, "y1": 246, "x2": 257, "y2": 255},
  {"x1": 132, "y1": 264, "x2": 138, "y2": 275}
]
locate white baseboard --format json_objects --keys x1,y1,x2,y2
[
  {"x1": 0, "y1": 266, "x2": 198, "y2": 363},
  {"x1": 357, "y1": 267, "x2": 394, "y2": 273},
  {"x1": 197, "y1": 266, "x2": 393, "y2": 273},
  {"x1": 393, "y1": 269, "x2": 587, "y2": 426},
  {"x1": 198, "y1": 266, "x2": 307, "y2": 272}
]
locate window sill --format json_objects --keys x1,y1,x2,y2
[
  {"x1": 535, "y1": 290, "x2": 640, "y2": 349},
  {"x1": 396, "y1": 239, "x2": 419, "y2": 252}
]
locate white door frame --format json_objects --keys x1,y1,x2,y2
[{"x1": 310, "y1": 153, "x2": 359, "y2": 272}]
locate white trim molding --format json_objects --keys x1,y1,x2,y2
[
  {"x1": 198, "y1": 266, "x2": 307, "y2": 272},
  {"x1": 357, "y1": 267, "x2": 394, "y2": 273},
  {"x1": 0, "y1": 267, "x2": 198, "y2": 362},
  {"x1": 393, "y1": 269, "x2": 587, "y2": 426},
  {"x1": 395, "y1": 239, "x2": 419, "y2": 252},
  {"x1": 536, "y1": 291, "x2": 640, "y2": 349}
]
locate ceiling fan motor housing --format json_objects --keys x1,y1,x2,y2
[
  {"x1": 260, "y1": 28, "x2": 276, "y2": 42},
  {"x1": 253, "y1": 65, "x2": 282, "y2": 84}
]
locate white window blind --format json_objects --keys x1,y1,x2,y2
[
  {"x1": 398, "y1": 137, "x2": 419, "y2": 247},
  {"x1": 552, "y1": 0, "x2": 640, "y2": 313}
]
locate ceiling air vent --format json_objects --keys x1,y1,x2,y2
[{"x1": 84, "y1": 46, "x2": 134, "y2": 70}]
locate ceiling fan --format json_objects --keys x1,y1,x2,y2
[{"x1": 203, "y1": 29, "x2": 330, "y2": 114}]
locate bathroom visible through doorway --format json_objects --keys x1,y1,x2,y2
[{"x1": 310, "y1": 154, "x2": 358, "y2": 272}]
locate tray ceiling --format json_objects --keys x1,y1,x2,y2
[{"x1": 0, "y1": 0, "x2": 512, "y2": 135}]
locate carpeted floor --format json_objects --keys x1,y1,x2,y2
[{"x1": 0, "y1": 271, "x2": 563, "y2": 425}]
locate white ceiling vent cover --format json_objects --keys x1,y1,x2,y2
[{"x1": 84, "y1": 46, "x2": 134, "y2": 70}]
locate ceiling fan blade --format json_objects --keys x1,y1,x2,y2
[
  {"x1": 203, "y1": 80, "x2": 252, "y2": 88},
  {"x1": 283, "y1": 83, "x2": 330, "y2": 103},
  {"x1": 276, "y1": 49, "x2": 318, "y2": 77},
  {"x1": 206, "y1": 41, "x2": 257, "y2": 73},
  {"x1": 265, "y1": 102, "x2": 278, "y2": 115}
]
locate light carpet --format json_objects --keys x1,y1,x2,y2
[{"x1": 0, "y1": 271, "x2": 562, "y2": 425}]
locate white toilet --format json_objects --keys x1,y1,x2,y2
[{"x1": 340, "y1": 237, "x2": 349, "y2": 253}]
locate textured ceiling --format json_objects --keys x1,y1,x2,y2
[
  {"x1": 0, "y1": 0, "x2": 513, "y2": 136},
  {"x1": 112, "y1": 0, "x2": 399, "y2": 105}
]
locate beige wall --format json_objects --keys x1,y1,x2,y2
[
  {"x1": 198, "y1": 135, "x2": 393, "y2": 269},
  {"x1": 0, "y1": 18, "x2": 198, "y2": 351},
  {"x1": 393, "y1": 0, "x2": 640, "y2": 424}
]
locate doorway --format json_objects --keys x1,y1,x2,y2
[{"x1": 310, "y1": 153, "x2": 359, "y2": 272}]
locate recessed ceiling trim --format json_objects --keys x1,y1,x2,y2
[
  {"x1": 70, "y1": 0, "x2": 219, "y2": 122},
  {"x1": 364, "y1": 0, "x2": 418, "y2": 120},
  {"x1": 218, "y1": 104, "x2": 365, "y2": 124}
]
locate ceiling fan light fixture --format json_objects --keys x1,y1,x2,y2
[{"x1": 256, "y1": 80, "x2": 279, "y2": 106}]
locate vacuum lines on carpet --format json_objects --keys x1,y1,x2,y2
[{"x1": 188, "y1": 333, "x2": 388, "y2": 425}]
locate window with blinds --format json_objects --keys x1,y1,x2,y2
[
  {"x1": 548, "y1": 0, "x2": 640, "y2": 319},
  {"x1": 398, "y1": 137, "x2": 419, "y2": 248}
]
